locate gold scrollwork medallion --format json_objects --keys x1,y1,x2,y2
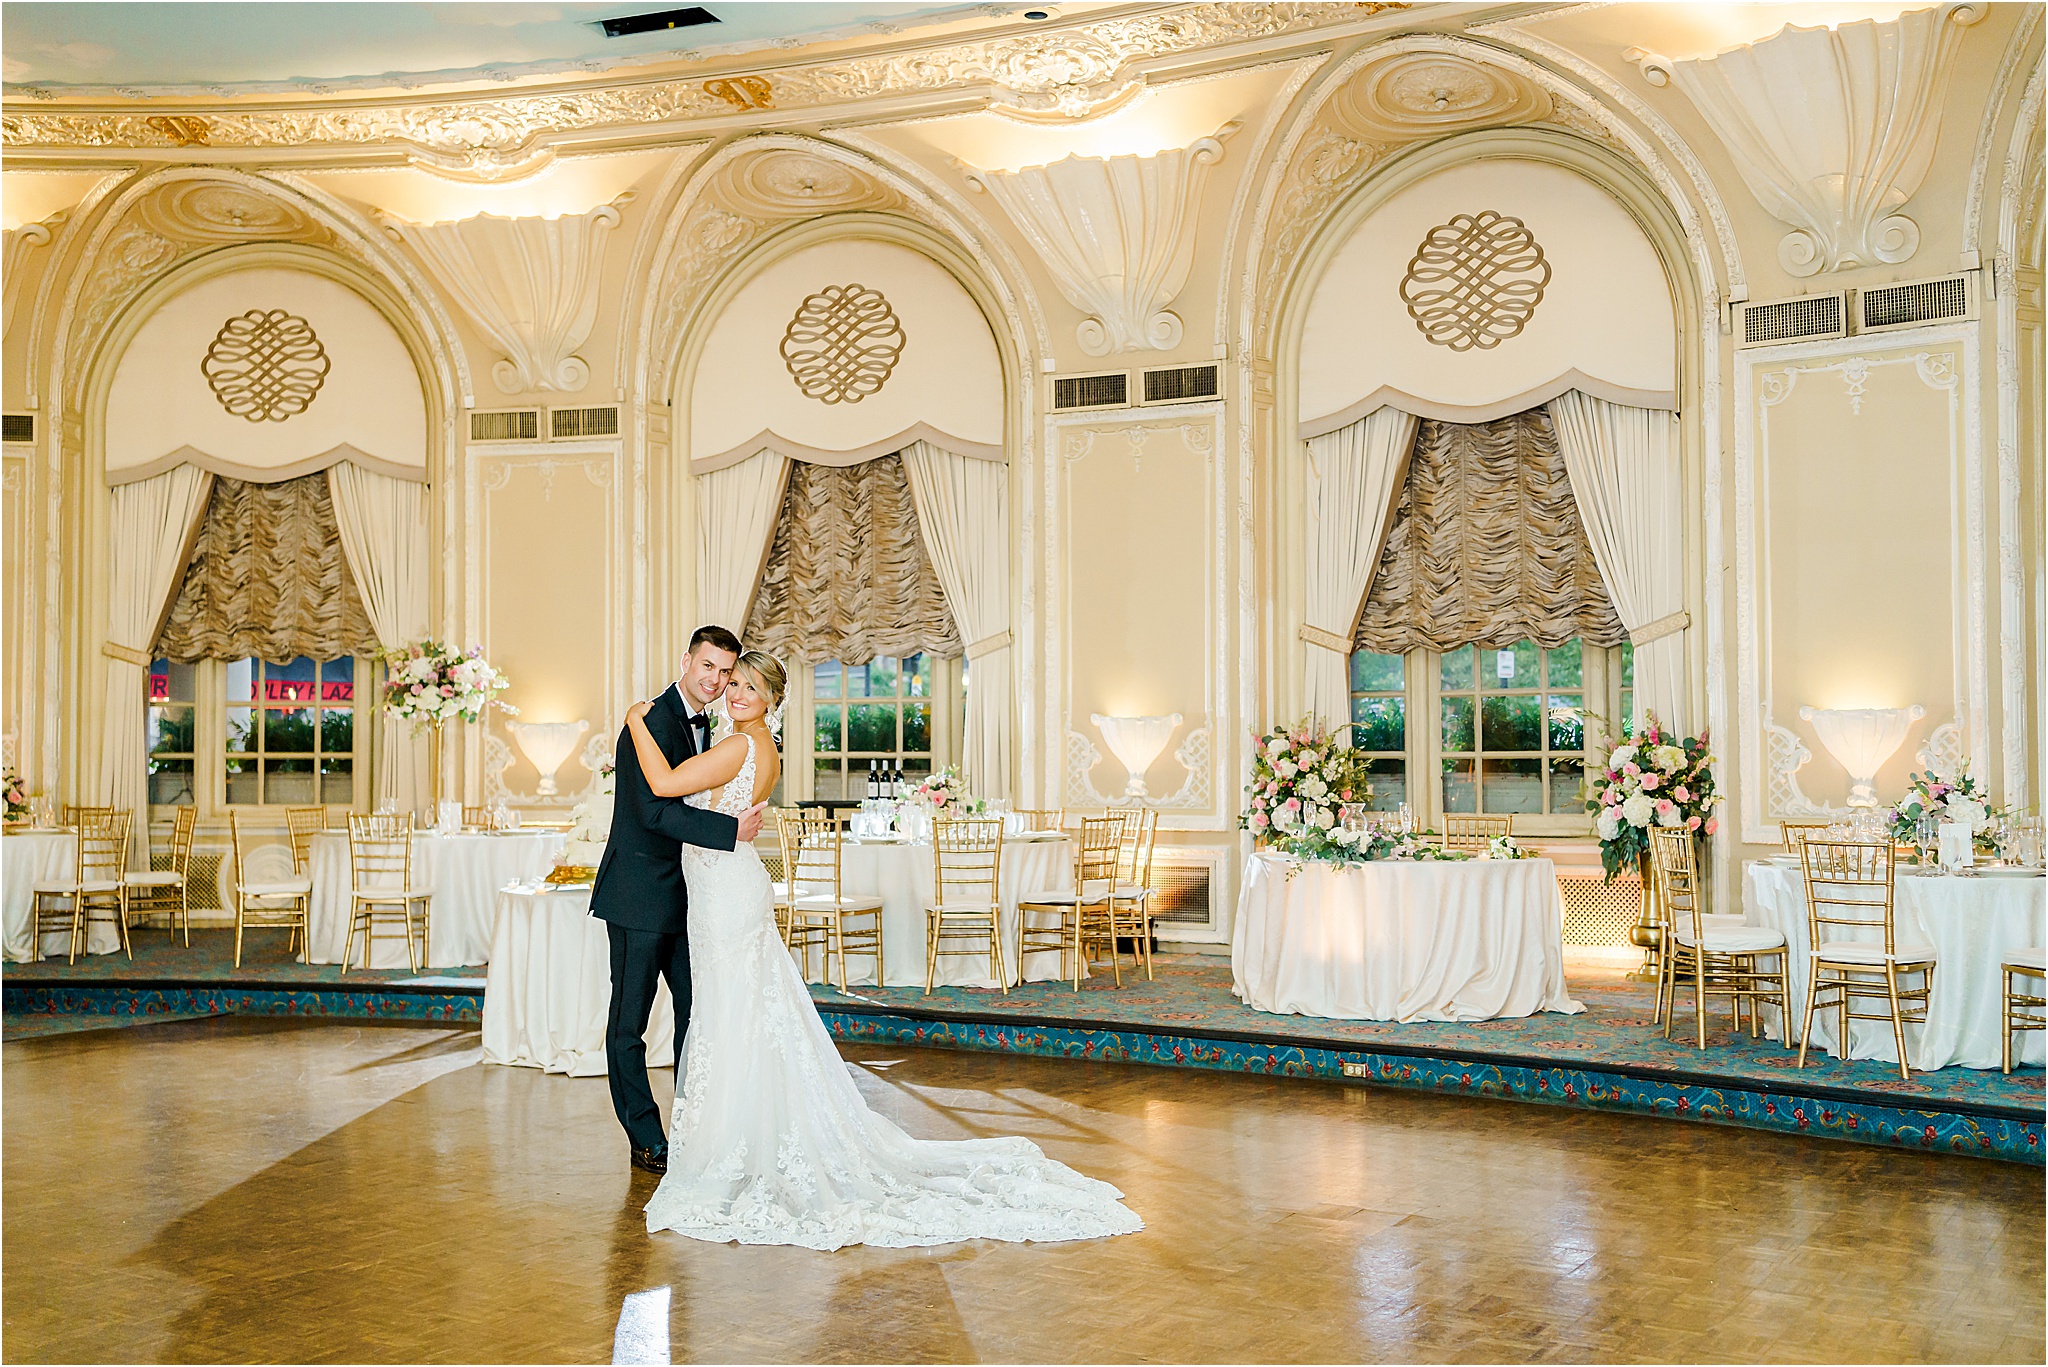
[
  {"x1": 779, "y1": 283, "x2": 906, "y2": 405},
  {"x1": 1398, "y1": 210, "x2": 1551, "y2": 352},
  {"x1": 200, "y1": 308, "x2": 332, "y2": 422}
]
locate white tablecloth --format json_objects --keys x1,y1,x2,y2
[
  {"x1": 2, "y1": 831, "x2": 124, "y2": 961},
  {"x1": 307, "y1": 830, "x2": 565, "y2": 968},
  {"x1": 811, "y1": 835, "x2": 1079, "y2": 989},
  {"x1": 1745, "y1": 860, "x2": 2046, "y2": 1070},
  {"x1": 481, "y1": 885, "x2": 676, "y2": 1077},
  {"x1": 1231, "y1": 852, "x2": 1583, "y2": 1021}
]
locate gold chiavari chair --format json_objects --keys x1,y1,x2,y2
[
  {"x1": 345, "y1": 812, "x2": 433, "y2": 973},
  {"x1": 462, "y1": 805, "x2": 491, "y2": 831},
  {"x1": 779, "y1": 810, "x2": 885, "y2": 991},
  {"x1": 925, "y1": 817, "x2": 1006, "y2": 994},
  {"x1": 1796, "y1": 838, "x2": 1936, "y2": 1081},
  {"x1": 31, "y1": 811, "x2": 131, "y2": 964},
  {"x1": 1780, "y1": 819, "x2": 1833, "y2": 850},
  {"x1": 764, "y1": 807, "x2": 801, "y2": 945},
  {"x1": 1108, "y1": 806, "x2": 1162, "y2": 980},
  {"x1": 124, "y1": 805, "x2": 199, "y2": 945},
  {"x1": 227, "y1": 811, "x2": 311, "y2": 968},
  {"x1": 1651, "y1": 826, "x2": 1788, "y2": 1050},
  {"x1": 61, "y1": 804, "x2": 114, "y2": 827},
  {"x1": 1018, "y1": 815, "x2": 1123, "y2": 991},
  {"x1": 284, "y1": 806, "x2": 326, "y2": 874},
  {"x1": 1442, "y1": 813, "x2": 1510, "y2": 855},
  {"x1": 2002, "y1": 947, "x2": 2045, "y2": 1075},
  {"x1": 1013, "y1": 808, "x2": 1067, "y2": 834}
]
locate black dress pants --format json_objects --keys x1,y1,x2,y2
[{"x1": 605, "y1": 921, "x2": 693, "y2": 1153}]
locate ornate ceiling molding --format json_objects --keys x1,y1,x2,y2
[
  {"x1": 2, "y1": 4, "x2": 1406, "y2": 178},
  {"x1": 964, "y1": 127, "x2": 1233, "y2": 356},
  {"x1": 706, "y1": 146, "x2": 902, "y2": 219},
  {"x1": 1328, "y1": 50, "x2": 1552, "y2": 142},
  {"x1": 382, "y1": 200, "x2": 626, "y2": 394},
  {"x1": 1628, "y1": 3, "x2": 1988, "y2": 277}
]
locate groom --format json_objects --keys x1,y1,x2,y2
[{"x1": 591, "y1": 624, "x2": 767, "y2": 1175}]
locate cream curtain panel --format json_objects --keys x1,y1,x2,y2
[
  {"x1": 156, "y1": 472, "x2": 378, "y2": 663},
  {"x1": 94, "y1": 465, "x2": 213, "y2": 864},
  {"x1": 330, "y1": 462, "x2": 431, "y2": 815},
  {"x1": 901, "y1": 439, "x2": 1011, "y2": 798},
  {"x1": 696, "y1": 450, "x2": 791, "y2": 633},
  {"x1": 1302, "y1": 407, "x2": 1419, "y2": 734},
  {"x1": 1355, "y1": 410, "x2": 1624, "y2": 654},
  {"x1": 745, "y1": 454, "x2": 961, "y2": 666},
  {"x1": 1547, "y1": 390, "x2": 1690, "y2": 733}
]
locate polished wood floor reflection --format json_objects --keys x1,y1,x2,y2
[{"x1": 4, "y1": 1016, "x2": 2041, "y2": 1365}]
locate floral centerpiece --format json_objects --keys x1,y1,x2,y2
[
  {"x1": 1583, "y1": 713, "x2": 1721, "y2": 880},
  {"x1": 1884, "y1": 763, "x2": 1999, "y2": 846},
  {"x1": 1240, "y1": 716, "x2": 1379, "y2": 864},
  {"x1": 3, "y1": 767, "x2": 28, "y2": 823},
  {"x1": 379, "y1": 642, "x2": 515, "y2": 729},
  {"x1": 908, "y1": 765, "x2": 984, "y2": 818}
]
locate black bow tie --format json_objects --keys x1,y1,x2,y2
[{"x1": 688, "y1": 713, "x2": 712, "y2": 733}]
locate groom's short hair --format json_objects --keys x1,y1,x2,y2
[{"x1": 689, "y1": 624, "x2": 742, "y2": 658}]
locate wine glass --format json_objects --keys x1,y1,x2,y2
[{"x1": 1914, "y1": 815, "x2": 1939, "y2": 868}]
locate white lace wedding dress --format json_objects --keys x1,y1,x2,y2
[{"x1": 642, "y1": 733, "x2": 1143, "y2": 1251}]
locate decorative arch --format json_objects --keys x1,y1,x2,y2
[{"x1": 1263, "y1": 125, "x2": 1711, "y2": 736}]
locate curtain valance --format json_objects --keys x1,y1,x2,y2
[
  {"x1": 744, "y1": 453, "x2": 960, "y2": 666},
  {"x1": 156, "y1": 471, "x2": 378, "y2": 664},
  {"x1": 1354, "y1": 409, "x2": 1623, "y2": 655}
]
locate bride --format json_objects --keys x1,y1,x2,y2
[{"x1": 620, "y1": 649, "x2": 1142, "y2": 1251}]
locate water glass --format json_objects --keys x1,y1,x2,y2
[{"x1": 1398, "y1": 803, "x2": 1415, "y2": 834}]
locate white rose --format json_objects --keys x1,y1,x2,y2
[
  {"x1": 407, "y1": 657, "x2": 437, "y2": 682},
  {"x1": 1621, "y1": 793, "x2": 1654, "y2": 828},
  {"x1": 1653, "y1": 745, "x2": 1686, "y2": 773},
  {"x1": 1333, "y1": 826, "x2": 1360, "y2": 847},
  {"x1": 1596, "y1": 809, "x2": 1622, "y2": 841},
  {"x1": 1946, "y1": 797, "x2": 1988, "y2": 833},
  {"x1": 1310, "y1": 805, "x2": 1335, "y2": 830},
  {"x1": 1608, "y1": 745, "x2": 1637, "y2": 770},
  {"x1": 1276, "y1": 759, "x2": 1298, "y2": 778},
  {"x1": 1266, "y1": 738, "x2": 1288, "y2": 759},
  {"x1": 1301, "y1": 776, "x2": 1327, "y2": 800}
]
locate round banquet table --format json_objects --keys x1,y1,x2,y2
[
  {"x1": 809, "y1": 833, "x2": 1081, "y2": 989},
  {"x1": 1744, "y1": 859, "x2": 2046, "y2": 1070},
  {"x1": 1230, "y1": 852, "x2": 1583, "y2": 1021},
  {"x1": 481, "y1": 884, "x2": 675, "y2": 1076},
  {"x1": 2, "y1": 830, "x2": 124, "y2": 961},
  {"x1": 306, "y1": 829, "x2": 565, "y2": 968}
]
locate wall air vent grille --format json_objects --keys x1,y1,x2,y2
[
  {"x1": 1737, "y1": 293, "x2": 1847, "y2": 348},
  {"x1": 1051, "y1": 371, "x2": 1129, "y2": 412},
  {"x1": 1139, "y1": 364, "x2": 1220, "y2": 405},
  {"x1": 1557, "y1": 870, "x2": 1641, "y2": 948},
  {"x1": 470, "y1": 409, "x2": 540, "y2": 442},
  {"x1": 550, "y1": 405, "x2": 620, "y2": 439},
  {"x1": 1, "y1": 414, "x2": 33, "y2": 444},
  {"x1": 1147, "y1": 862, "x2": 1213, "y2": 927},
  {"x1": 1860, "y1": 274, "x2": 1975, "y2": 333}
]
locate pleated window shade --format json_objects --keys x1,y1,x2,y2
[
  {"x1": 1354, "y1": 409, "x2": 1624, "y2": 654},
  {"x1": 744, "y1": 454, "x2": 961, "y2": 666},
  {"x1": 155, "y1": 471, "x2": 378, "y2": 663}
]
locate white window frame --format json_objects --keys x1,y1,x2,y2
[
  {"x1": 148, "y1": 656, "x2": 374, "y2": 820},
  {"x1": 782, "y1": 654, "x2": 964, "y2": 803}
]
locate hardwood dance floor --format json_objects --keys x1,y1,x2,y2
[{"x1": 4, "y1": 1016, "x2": 2041, "y2": 1365}]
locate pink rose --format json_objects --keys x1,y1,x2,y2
[
  {"x1": 1673, "y1": 786, "x2": 1691, "y2": 802},
  {"x1": 1639, "y1": 772, "x2": 1660, "y2": 791},
  {"x1": 1602, "y1": 789, "x2": 1620, "y2": 806},
  {"x1": 1251, "y1": 812, "x2": 1269, "y2": 830},
  {"x1": 1656, "y1": 799, "x2": 1676, "y2": 817},
  {"x1": 1705, "y1": 818, "x2": 1719, "y2": 836},
  {"x1": 1686, "y1": 815, "x2": 1702, "y2": 831},
  {"x1": 1624, "y1": 763, "x2": 1641, "y2": 777}
]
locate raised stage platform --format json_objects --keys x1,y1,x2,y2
[{"x1": 5, "y1": 933, "x2": 2039, "y2": 1163}]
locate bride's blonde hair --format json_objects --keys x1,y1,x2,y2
[{"x1": 735, "y1": 651, "x2": 787, "y2": 709}]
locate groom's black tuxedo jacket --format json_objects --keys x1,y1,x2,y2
[{"x1": 590, "y1": 682, "x2": 738, "y2": 935}]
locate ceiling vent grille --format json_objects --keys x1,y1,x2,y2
[
  {"x1": 470, "y1": 409, "x2": 540, "y2": 442},
  {"x1": 2, "y1": 413, "x2": 33, "y2": 444},
  {"x1": 550, "y1": 405, "x2": 620, "y2": 440},
  {"x1": 1139, "y1": 363, "x2": 1220, "y2": 406},
  {"x1": 1051, "y1": 371, "x2": 1129, "y2": 412},
  {"x1": 1736, "y1": 293, "x2": 1848, "y2": 348},
  {"x1": 1859, "y1": 274, "x2": 1975, "y2": 334}
]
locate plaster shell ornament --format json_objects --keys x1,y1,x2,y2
[
  {"x1": 1330, "y1": 52, "x2": 1553, "y2": 142},
  {"x1": 779, "y1": 283, "x2": 907, "y2": 404},
  {"x1": 201, "y1": 308, "x2": 332, "y2": 421},
  {"x1": 1399, "y1": 210, "x2": 1551, "y2": 351},
  {"x1": 135, "y1": 179, "x2": 325, "y2": 244},
  {"x1": 708, "y1": 147, "x2": 901, "y2": 219}
]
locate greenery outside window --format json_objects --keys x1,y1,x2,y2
[
  {"x1": 1347, "y1": 651, "x2": 1407, "y2": 811},
  {"x1": 225, "y1": 657, "x2": 357, "y2": 806},
  {"x1": 146, "y1": 660, "x2": 198, "y2": 807},
  {"x1": 809, "y1": 654, "x2": 935, "y2": 801}
]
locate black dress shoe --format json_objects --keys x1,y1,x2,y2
[{"x1": 630, "y1": 1146, "x2": 668, "y2": 1175}]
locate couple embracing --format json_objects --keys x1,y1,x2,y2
[{"x1": 590, "y1": 625, "x2": 1142, "y2": 1252}]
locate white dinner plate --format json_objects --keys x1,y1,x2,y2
[
  {"x1": 1007, "y1": 830, "x2": 1065, "y2": 842},
  {"x1": 1975, "y1": 866, "x2": 2045, "y2": 878},
  {"x1": 849, "y1": 835, "x2": 906, "y2": 844}
]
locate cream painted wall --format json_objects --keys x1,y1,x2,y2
[
  {"x1": 688, "y1": 238, "x2": 1002, "y2": 464},
  {"x1": 104, "y1": 265, "x2": 427, "y2": 477},
  {"x1": 1297, "y1": 158, "x2": 1676, "y2": 426}
]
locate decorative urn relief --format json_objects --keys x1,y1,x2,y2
[
  {"x1": 1627, "y1": 3, "x2": 1986, "y2": 277},
  {"x1": 382, "y1": 199, "x2": 625, "y2": 394},
  {"x1": 964, "y1": 125, "x2": 1235, "y2": 356}
]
